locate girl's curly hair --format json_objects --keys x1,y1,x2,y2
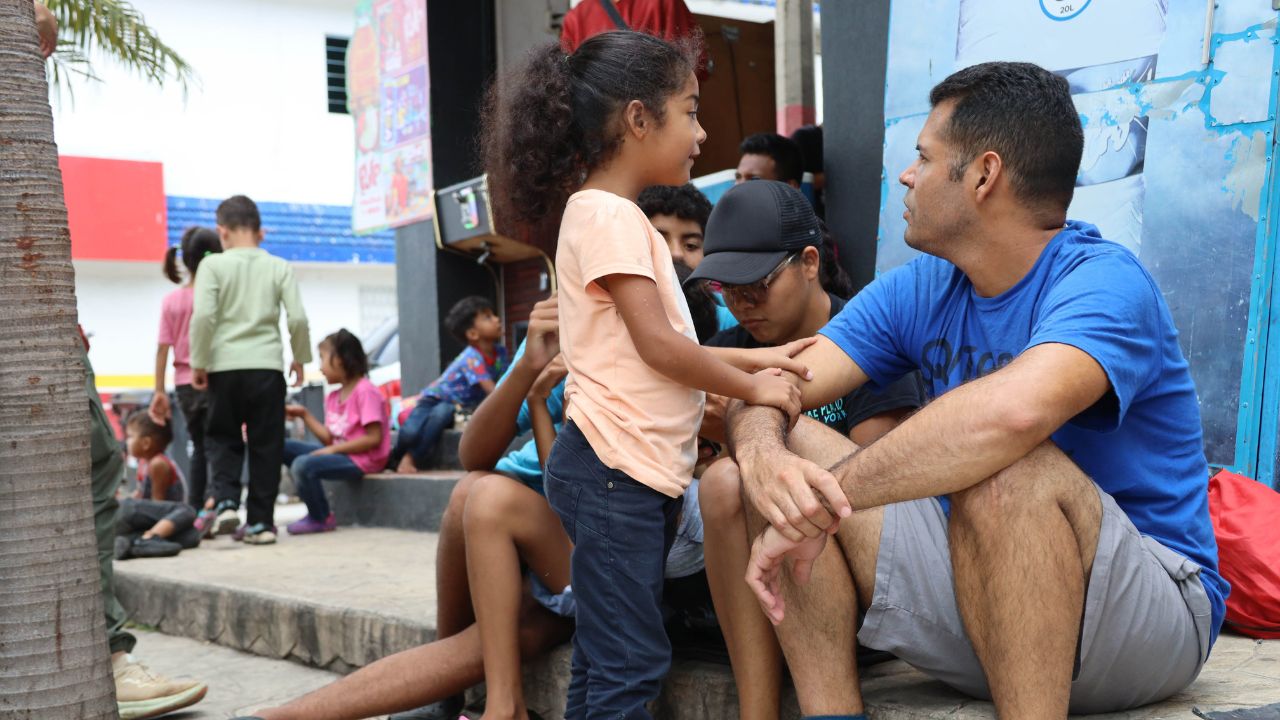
[{"x1": 481, "y1": 30, "x2": 699, "y2": 228}]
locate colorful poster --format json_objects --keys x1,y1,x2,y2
[{"x1": 350, "y1": 0, "x2": 433, "y2": 233}]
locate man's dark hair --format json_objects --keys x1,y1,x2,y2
[
  {"x1": 216, "y1": 194, "x2": 262, "y2": 232},
  {"x1": 127, "y1": 409, "x2": 173, "y2": 449},
  {"x1": 789, "y1": 124, "x2": 823, "y2": 175},
  {"x1": 738, "y1": 133, "x2": 804, "y2": 185},
  {"x1": 320, "y1": 329, "x2": 370, "y2": 379},
  {"x1": 445, "y1": 295, "x2": 495, "y2": 343},
  {"x1": 928, "y1": 62, "x2": 1083, "y2": 212},
  {"x1": 637, "y1": 184, "x2": 712, "y2": 231}
]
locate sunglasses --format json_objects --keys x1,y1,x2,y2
[{"x1": 719, "y1": 253, "x2": 800, "y2": 306}]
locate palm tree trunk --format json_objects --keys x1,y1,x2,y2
[{"x1": 0, "y1": 1, "x2": 117, "y2": 716}]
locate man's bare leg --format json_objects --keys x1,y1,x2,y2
[
  {"x1": 701, "y1": 457, "x2": 784, "y2": 720},
  {"x1": 436, "y1": 471, "x2": 487, "y2": 638},
  {"x1": 948, "y1": 441, "x2": 1101, "y2": 719},
  {"x1": 463, "y1": 474, "x2": 573, "y2": 720},
  {"x1": 254, "y1": 598, "x2": 569, "y2": 720}
]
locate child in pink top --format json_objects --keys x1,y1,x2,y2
[
  {"x1": 283, "y1": 329, "x2": 389, "y2": 534},
  {"x1": 149, "y1": 226, "x2": 223, "y2": 517},
  {"x1": 481, "y1": 30, "x2": 815, "y2": 719}
]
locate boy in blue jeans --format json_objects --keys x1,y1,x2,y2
[{"x1": 388, "y1": 296, "x2": 507, "y2": 473}]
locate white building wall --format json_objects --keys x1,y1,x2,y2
[{"x1": 54, "y1": 0, "x2": 399, "y2": 388}]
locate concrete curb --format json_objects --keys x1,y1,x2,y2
[{"x1": 327, "y1": 471, "x2": 461, "y2": 531}]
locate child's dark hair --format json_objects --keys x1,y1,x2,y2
[
  {"x1": 481, "y1": 31, "x2": 700, "y2": 226},
  {"x1": 739, "y1": 133, "x2": 804, "y2": 186},
  {"x1": 127, "y1": 409, "x2": 173, "y2": 449},
  {"x1": 675, "y1": 261, "x2": 719, "y2": 344},
  {"x1": 320, "y1": 329, "x2": 369, "y2": 379},
  {"x1": 445, "y1": 296, "x2": 495, "y2": 343},
  {"x1": 163, "y1": 226, "x2": 222, "y2": 284},
  {"x1": 215, "y1": 194, "x2": 262, "y2": 232},
  {"x1": 816, "y1": 220, "x2": 855, "y2": 300},
  {"x1": 637, "y1": 184, "x2": 712, "y2": 231}
]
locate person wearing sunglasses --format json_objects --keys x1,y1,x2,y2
[{"x1": 685, "y1": 180, "x2": 925, "y2": 720}]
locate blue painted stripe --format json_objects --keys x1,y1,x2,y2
[{"x1": 166, "y1": 196, "x2": 395, "y2": 265}]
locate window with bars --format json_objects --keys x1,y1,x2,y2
[{"x1": 326, "y1": 35, "x2": 350, "y2": 114}]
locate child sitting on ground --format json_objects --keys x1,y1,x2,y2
[
  {"x1": 116, "y1": 411, "x2": 201, "y2": 560},
  {"x1": 283, "y1": 330, "x2": 390, "y2": 534},
  {"x1": 386, "y1": 296, "x2": 507, "y2": 473}
]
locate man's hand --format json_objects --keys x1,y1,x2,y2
[
  {"x1": 34, "y1": 2, "x2": 57, "y2": 59},
  {"x1": 522, "y1": 295, "x2": 560, "y2": 370},
  {"x1": 746, "y1": 526, "x2": 828, "y2": 625},
  {"x1": 290, "y1": 361, "x2": 305, "y2": 387},
  {"x1": 738, "y1": 442, "x2": 850, "y2": 541},
  {"x1": 191, "y1": 369, "x2": 208, "y2": 391},
  {"x1": 148, "y1": 392, "x2": 171, "y2": 425}
]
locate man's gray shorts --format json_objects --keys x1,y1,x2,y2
[{"x1": 856, "y1": 486, "x2": 1214, "y2": 714}]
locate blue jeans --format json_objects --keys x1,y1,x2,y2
[
  {"x1": 544, "y1": 421, "x2": 681, "y2": 720},
  {"x1": 283, "y1": 440, "x2": 363, "y2": 521},
  {"x1": 387, "y1": 396, "x2": 454, "y2": 470}
]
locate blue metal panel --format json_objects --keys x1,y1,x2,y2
[
  {"x1": 1249, "y1": 26, "x2": 1280, "y2": 488},
  {"x1": 166, "y1": 196, "x2": 395, "y2": 265}
]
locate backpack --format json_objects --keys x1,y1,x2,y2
[{"x1": 1207, "y1": 470, "x2": 1280, "y2": 639}]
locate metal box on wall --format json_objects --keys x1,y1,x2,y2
[{"x1": 433, "y1": 175, "x2": 545, "y2": 264}]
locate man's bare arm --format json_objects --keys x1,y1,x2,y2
[
  {"x1": 829, "y1": 342, "x2": 1109, "y2": 509},
  {"x1": 727, "y1": 335, "x2": 869, "y2": 540}
]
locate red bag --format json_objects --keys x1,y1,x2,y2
[{"x1": 1208, "y1": 470, "x2": 1280, "y2": 639}]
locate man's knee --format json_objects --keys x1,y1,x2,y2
[
  {"x1": 950, "y1": 441, "x2": 1091, "y2": 523},
  {"x1": 699, "y1": 457, "x2": 744, "y2": 528}
]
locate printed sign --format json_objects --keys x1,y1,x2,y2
[{"x1": 350, "y1": 0, "x2": 434, "y2": 233}]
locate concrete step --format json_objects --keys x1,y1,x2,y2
[
  {"x1": 327, "y1": 470, "x2": 462, "y2": 532},
  {"x1": 115, "y1": 523, "x2": 1280, "y2": 720}
]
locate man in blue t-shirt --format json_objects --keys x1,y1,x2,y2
[{"x1": 728, "y1": 62, "x2": 1227, "y2": 719}]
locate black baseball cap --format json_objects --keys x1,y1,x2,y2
[{"x1": 684, "y1": 180, "x2": 821, "y2": 286}]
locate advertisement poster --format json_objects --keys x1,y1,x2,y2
[
  {"x1": 876, "y1": 1, "x2": 1278, "y2": 468},
  {"x1": 349, "y1": 0, "x2": 433, "y2": 233}
]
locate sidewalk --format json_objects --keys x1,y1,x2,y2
[{"x1": 116, "y1": 517, "x2": 1280, "y2": 719}]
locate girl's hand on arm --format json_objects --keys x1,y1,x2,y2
[
  {"x1": 745, "y1": 368, "x2": 803, "y2": 428},
  {"x1": 708, "y1": 339, "x2": 817, "y2": 379}
]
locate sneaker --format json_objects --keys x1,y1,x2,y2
[
  {"x1": 237, "y1": 523, "x2": 278, "y2": 545},
  {"x1": 286, "y1": 513, "x2": 337, "y2": 535},
  {"x1": 193, "y1": 509, "x2": 218, "y2": 539},
  {"x1": 113, "y1": 653, "x2": 207, "y2": 720},
  {"x1": 214, "y1": 501, "x2": 241, "y2": 537},
  {"x1": 129, "y1": 536, "x2": 183, "y2": 559}
]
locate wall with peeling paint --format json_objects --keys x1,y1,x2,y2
[{"x1": 872, "y1": 1, "x2": 1279, "y2": 482}]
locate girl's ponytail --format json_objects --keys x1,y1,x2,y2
[
  {"x1": 177, "y1": 226, "x2": 222, "y2": 282},
  {"x1": 163, "y1": 246, "x2": 183, "y2": 284},
  {"x1": 482, "y1": 43, "x2": 581, "y2": 227}
]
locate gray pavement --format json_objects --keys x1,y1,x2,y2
[
  {"x1": 130, "y1": 629, "x2": 387, "y2": 720},
  {"x1": 115, "y1": 513, "x2": 1280, "y2": 720}
]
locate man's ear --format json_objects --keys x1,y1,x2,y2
[
  {"x1": 802, "y1": 245, "x2": 821, "y2": 280},
  {"x1": 622, "y1": 99, "x2": 649, "y2": 138},
  {"x1": 973, "y1": 151, "x2": 1003, "y2": 204}
]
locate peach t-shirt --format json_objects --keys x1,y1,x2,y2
[{"x1": 556, "y1": 189, "x2": 705, "y2": 497}]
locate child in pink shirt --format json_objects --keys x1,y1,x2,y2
[
  {"x1": 283, "y1": 329, "x2": 390, "y2": 534},
  {"x1": 149, "y1": 226, "x2": 223, "y2": 516}
]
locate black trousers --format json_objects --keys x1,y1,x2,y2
[
  {"x1": 205, "y1": 369, "x2": 286, "y2": 527},
  {"x1": 117, "y1": 497, "x2": 201, "y2": 549},
  {"x1": 175, "y1": 383, "x2": 209, "y2": 509}
]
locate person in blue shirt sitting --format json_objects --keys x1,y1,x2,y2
[{"x1": 730, "y1": 61, "x2": 1228, "y2": 720}]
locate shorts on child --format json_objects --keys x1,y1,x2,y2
[{"x1": 856, "y1": 486, "x2": 1213, "y2": 714}]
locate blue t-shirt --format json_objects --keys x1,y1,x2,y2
[
  {"x1": 493, "y1": 339, "x2": 566, "y2": 495},
  {"x1": 423, "y1": 345, "x2": 508, "y2": 409},
  {"x1": 711, "y1": 292, "x2": 739, "y2": 332},
  {"x1": 820, "y1": 221, "x2": 1228, "y2": 646}
]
